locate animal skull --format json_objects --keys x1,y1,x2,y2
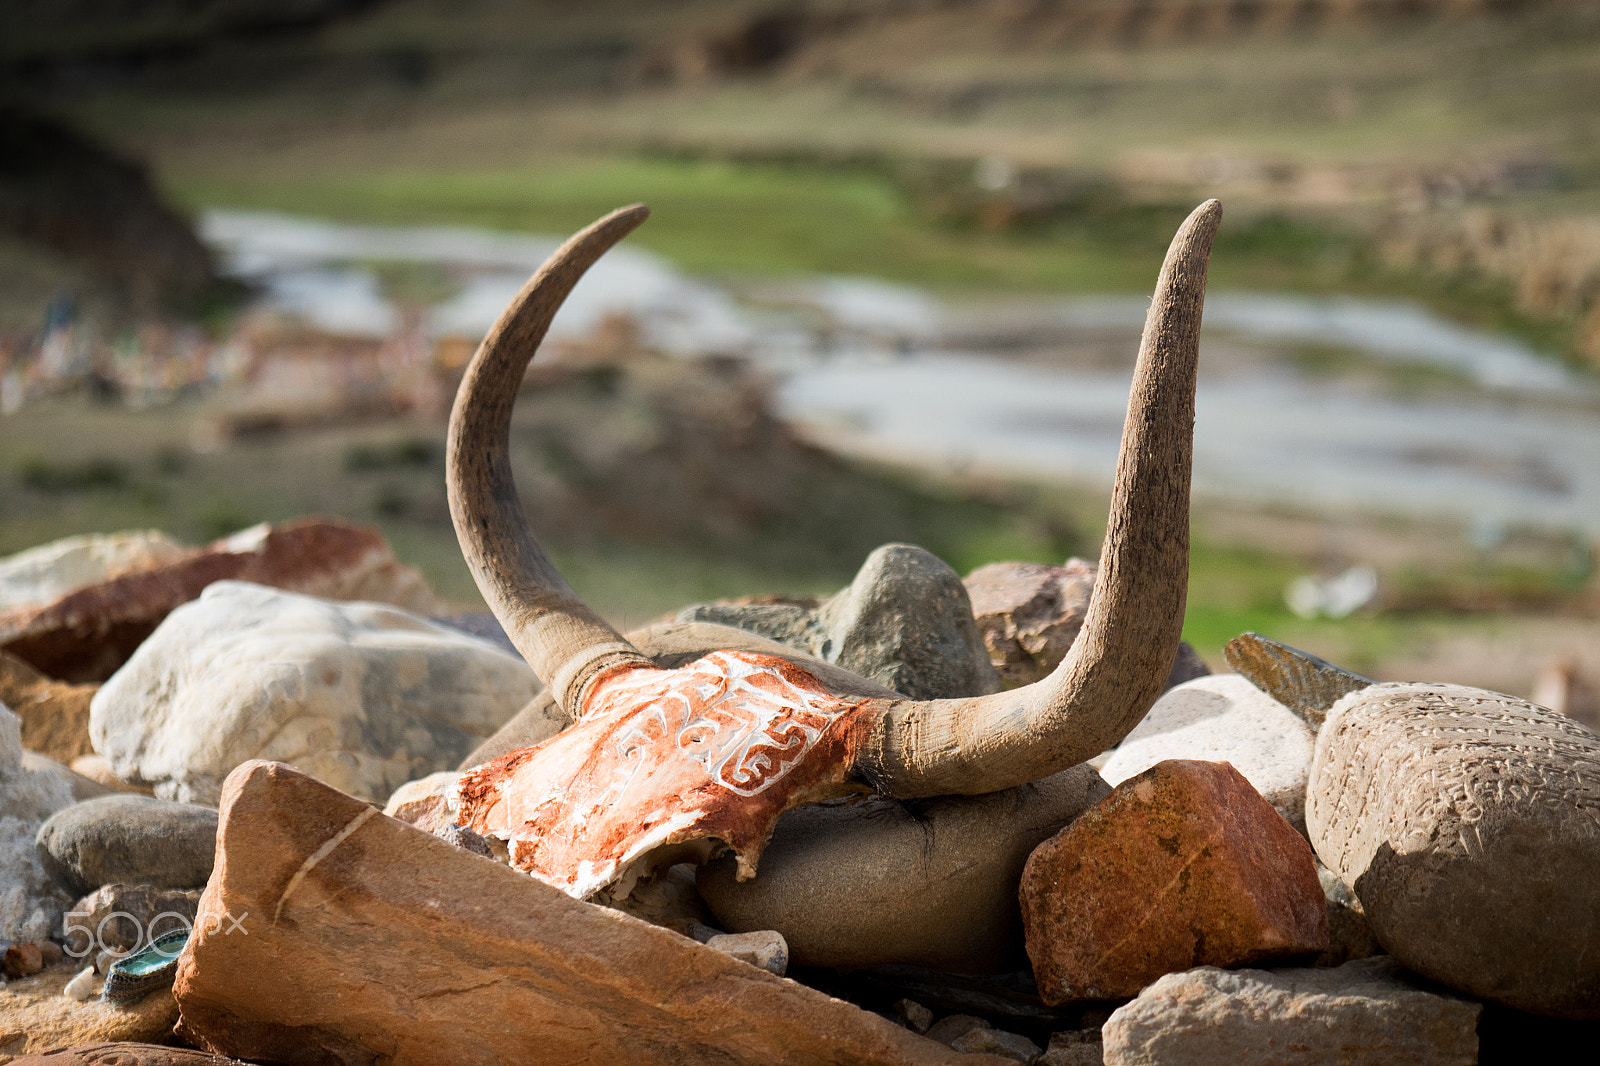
[{"x1": 447, "y1": 199, "x2": 1222, "y2": 899}]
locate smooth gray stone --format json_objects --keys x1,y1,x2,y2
[
  {"x1": 36, "y1": 794, "x2": 217, "y2": 895},
  {"x1": 680, "y1": 543, "x2": 1002, "y2": 701}
]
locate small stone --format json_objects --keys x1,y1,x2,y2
[
  {"x1": 69, "y1": 754, "x2": 155, "y2": 796},
  {"x1": 4, "y1": 941, "x2": 44, "y2": 977},
  {"x1": 950, "y1": 1028, "x2": 1042, "y2": 1063},
  {"x1": 90, "y1": 580, "x2": 539, "y2": 805},
  {"x1": 37, "y1": 794, "x2": 219, "y2": 895},
  {"x1": 1101, "y1": 957, "x2": 1480, "y2": 1065},
  {"x1": 893, "y1": 997, "x2": 933, "y2": 1033},
  {"x1": 1021, "y1": 760, "x2": 1328, "y2": 1004},
  {"x1": 63, "y1": 967, "x2": 96, "y2": 1002},
  {"x1": 1098, "y1": 675, "x2": 1314, "y2": 832},
  {"x1": 926, "y1": 1014, "x2": 991, "y2": 1046},
  {"x1": 1308, "y1": 681, "x2": 1600, "y2": 1017},
  {"x1": 21, "y1": 752, "x2": 116, "y2": 803},
  {"x1": 684, "y1": 921, "x2": 725, "y2": 944},
  {"x1": 94, "y1": 949, "x2": 118, "y2": 976},
  {"x1": 64, "y1": 884, "x2": 202, "y2": 956},
  {"x1": 38, "y1": 940, "x2": 62, "y2": 966},
  {"x1": 705, "y1": 930, "x2": 789, "y2": 976}
]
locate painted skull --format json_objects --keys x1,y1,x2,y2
[{"x1": 455, "y1": 650, "x2": 874, "y2": 900}]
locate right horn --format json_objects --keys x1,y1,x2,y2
[{"x1": 857, "y1": 199, "x2": 1221, "y2": 798}]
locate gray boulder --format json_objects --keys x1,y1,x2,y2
[
  {"x1": 680, "y1": 543, "x2": 1002, "y2": 700},
  {"x1": 1102, "y1": 957, "x2": 1480, "y2": 1065},
  {"x1": 1308, "y1": 681, "x2": 1600, "y2": 1018},
  {"x1": 64, "y1": 882, "x2": 201, "y2": 954},
  {"x1": 0, "y1": 703, "x2": 76, "y2": 941},
  {"x1": 90, "y1": 580, "x2": 540, "y2": 805},
  {"x1": 699, "y1": 764, "x2": 1110, "y2": 973},
  {"x1": 37, "y1": 794, "x2": 218, "y2": 895}
]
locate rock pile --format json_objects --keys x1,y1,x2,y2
[{"x1": 1, "y1": 515, "x2": 1597, "y2": 1062}]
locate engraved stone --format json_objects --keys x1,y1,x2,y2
[
  {"x1": 1307, "y1": 681, "x2": 1600, "y2": 1018},
  {"x1": 1222, "y1": 632, "x2": 1370, "y2": 729}
]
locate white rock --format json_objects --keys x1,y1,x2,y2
[
  {"x1": 90, "y1": 581, "x2": 540, "y2": 806},
  {"x1": 1102, "y1": 957, "x2": 1480, "y2": 1066},
  {"x1": 0, "y1": 703, "x2": 75, "y2": 941},
  {"x1": 705, "y1": 930, "x2": 789, "y2": 976},
  {"x1": 0, "y1": 530, "x2": 188, "y2": 611},
  {"x1": 1099, "y1": 674, "x2": 1314, "y2": 831},
  {"x1": 63, "y1": 965, "x2": 97, "y2": 1002}
]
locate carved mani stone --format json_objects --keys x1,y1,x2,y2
[{"x1": 1307, "y1": 682, "x2": 1600, "y2": 1019}]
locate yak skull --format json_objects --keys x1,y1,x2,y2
[{"x1": 447, "y1": 200, "x2": 1222, "y2": 900}]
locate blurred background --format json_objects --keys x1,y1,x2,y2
[{"x1": 3, "y1": 0, "x2": 1599, "y2": 706}]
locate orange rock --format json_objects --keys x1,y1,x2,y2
[
  {"x1": 173, "y1": 760, "x2": 1005, "y2": 1066},
  {"x1": 0, "y1": 519, "x2": 441, "y2": 682},
  {"x1": 1019, "y1": 759, "x2": 1327, "y2": 1004}
]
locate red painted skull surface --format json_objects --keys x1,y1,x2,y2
[{"x1": 455, "y1": 649, "x2": 875, "y2": 899}]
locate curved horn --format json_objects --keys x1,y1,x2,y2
[
  {"x1": 447, "y1": 204, "x2": 656, "y2": 715},
  {"x1": 859, "y1": 199, "x2": 1222, "y2": 798}
]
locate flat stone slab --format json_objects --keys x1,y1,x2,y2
[
  {"x1": 1101, "y1": 957, "x2": 1480, "y2": 1065},
  {"x1": 173, "y1": 760, "x2": 1006, "y2": 1066}
]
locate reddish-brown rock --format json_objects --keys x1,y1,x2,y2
[
  {"x1": 7, "y1": 1044, "x2": 248, "y2": 1065},
  {"x1": 0, "y1": 650, "x2": 97, "y2": 762},
  {"x1": 0, "y1": 519, "x2": 441, "y2": 682},
  {"x1": 173, "y1": 760, "x2": 1005, "y2": 1066},
  {"x1": 964, "y1": 560, "x2": 1096, "y2": 688},
  {"x1": 964, "y1": 560, "x2": 1207, "y2": 691},
  {"x1": 1020, "y1": 759, "x2": 1327, "y2": 1004}
]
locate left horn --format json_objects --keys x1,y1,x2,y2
[{"x1": 446, "y1": 204, "x2": 656, "y2": 715}]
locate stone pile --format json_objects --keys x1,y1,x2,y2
[{"x1": 1, "y1": 525, "x2": 1597, "y2": 1063}]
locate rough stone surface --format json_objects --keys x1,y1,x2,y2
[
  {"x1": 64, "y1": 884, "x2": 202, "y2": 955},
  {"x1": 1098, "y1": 675, "x2": 1315, "y2": 832},
  {"x1": 0, "y1": 705, "x2": 76, "y2": 943},
  {"x1": 963, "y1": 560, "x2": 1208, "y2": 693},
  {"x1": 0, "y1": 519, "x2": 442, "y2": 683},
  {"x1": 172, "y1": 760, "x2": 1006, "y2": 1066},
  {"x1": 2, "y1": 944, "x2": 42, "y2": 979},
  {"x1": 1308, "y1": 681, "x2": 1600, "y2": 1018},
  {"x1": 705, "y1": 930, "x2": 788, "y2": 976},
  {"x1": 90, "y1": 581, "x2": 539, "y2": 806},
  {"x1": 1223, "y1": 632, "x2": 1370, "y2": 729},
  {"x1": 950, "y1": 1029, "x2": 1041, "y2": 1063},
  {"x1": 0, "y1": 962, "x2": 179, "y2": 1061},
  {"x1": 8, "y1": 1046, "x2": 249, "y2": 1066},
  {"x1": 701, "y1": 765, "x2": 1111, "y2": 972},
  {"x1": 679, "y1": 543, "x2": 1002, "y2": 700},
  {"x1": 1020, "y1": 760, "x2": 1328, "y2": 1004},
  {"x1": 37, "y1": 796, "x2": 218, "y2": 896},
  {"x1": 1100, "y1": 957, "x2": 1480, "y2": 1065},
  {"x1": 0, "y1": 652, "x2": 97, "y2": 763},
  {"x1": 926, "y1": 1015, "x2": 991, "y2": 1046}
]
